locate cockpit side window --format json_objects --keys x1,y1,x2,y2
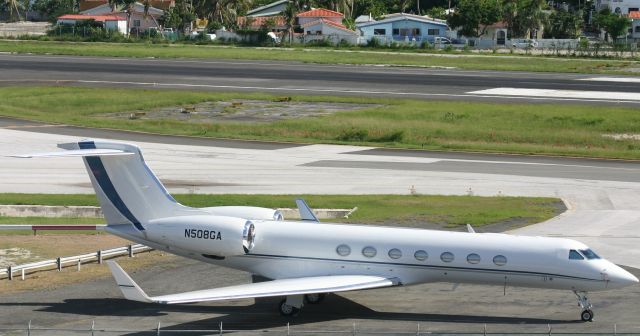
[
  {"x1": 580, "y1": 249, "x2": 601, "y2": 260},
  {"x1": 569, "y1": 249, "x2": 584, "y2": 260}
]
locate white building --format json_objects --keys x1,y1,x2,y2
[{"x1": 596, "y1": 0, "x2": 640, "y2": 14}]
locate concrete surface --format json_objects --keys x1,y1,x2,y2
[
  {"x1": 1, "y1": 122, "x2": 640, "y2": 333},
  {"x1": 0, "y1": 205, "x2": 354, "y2": 220},
  {"x1": 0, "y1": 259, "x2": 638, "y2": 334},
  {"x1": 1, "y1": 126, "x2": 640, "y2": 269}
]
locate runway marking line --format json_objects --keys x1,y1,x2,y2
[
  {"x1": 467, "y1": 87, "x2": 640, "y2": 101},
  {"x1": 74, "y1": 80, "x2": 640, "y2": 105},
  {"x1": 578, "y1": 77, "x2": 640, "y2": 83}
]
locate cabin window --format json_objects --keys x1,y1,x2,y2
[
  {"x1": 493, "y1": 255, "x2": 507, "y2": 266},
  {"x1": 466, "y1": 253, "x2": 481, "y2": 264},
  {"x1": 336, "y1": 244, "x2": 351, "y2": 256},
  {"x1": 569, "y1": 249, "x2": 584, "y2": 260},
  {"x1": 580, "y1": 249, "x2": 601, "y2": 260},
  {"x1": 440, "y1": 252, "x2": 454, "y2": 263},
  {"x1": 374, "y1": 29, "x2": 386, "y2": 35},
  {"x1": 414, "y1": 250, "x2": 428, "y2": 261},
  {"x1": 362, "y1": 246, "x2": 377, "y2": 258},
  {"x1": 388, "y1": 248, "x2": 402, "y2": 259}
]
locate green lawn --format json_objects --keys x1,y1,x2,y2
[
  {"x1": 0, "y1": 40, "x2": 638, "y2": 74},
  {"x1": 0, "y1": 193, "x2": 562, "y2": 231},
  {"x1": 2, "y1": 86, "x2": 640, "y2": 159}
]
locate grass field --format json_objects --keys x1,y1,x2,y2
[
  {"x1": 2, "y1": 87, "x2": 640, "y2": 159},
  {"x1": 0, "y1": 40, "x2": 638, "y2": 74},
  {"x1": 0, "y1": 193, "x2": 562, "y2": 231}
]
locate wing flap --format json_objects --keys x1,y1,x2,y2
[{"x1": 107, "y1": 261, "x2": 398, "y2": 305}]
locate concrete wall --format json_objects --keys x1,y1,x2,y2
[{"x1": 0, "y1": 205, "x2": 357, "y2": 220}]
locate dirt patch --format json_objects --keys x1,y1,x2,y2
[{"x1": 105, "y1": 100, "x2": 378, "y2": 123}]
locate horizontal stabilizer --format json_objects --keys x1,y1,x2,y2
[
  {"x1": 107, "y1": 261, "x2": 152, "y2": 303},
  {"x1": 10, "y1": 148, "x2": 133, "y2": 158},
  {"x1": 107, "y1": 261, "x2": 398, "y2": 305}
]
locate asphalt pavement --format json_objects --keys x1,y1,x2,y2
[{"x1": 1, "y1": 54, "x2": 640, "y2": 105}]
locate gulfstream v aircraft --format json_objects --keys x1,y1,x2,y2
[{"x1": 15, "y1": 140, "x2": 638, "y2": 321}]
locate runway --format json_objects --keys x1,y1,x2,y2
[{"x1": 1, "y1": 54, "x2": 640, "y2": 105}]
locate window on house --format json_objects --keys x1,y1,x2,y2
[
  {"x1": 428, "y1": 28, "x2": 439, "y2": 36},
  {"x1": 636, "y1": 26, "x2": 640, "y2": 33},
  {"x1": 373, "y1": 29, "x2": 386, "y2": 35},
  {"x1": 133, "y1": 20, "x2": 141, "y2": 27},
  {"x1": 392, "y1": 28, "x2": 399, "y2": 35}
]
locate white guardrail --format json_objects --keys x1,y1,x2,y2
[{"x1": 0, "y1": 244, "x2": 152, "y2": 281}]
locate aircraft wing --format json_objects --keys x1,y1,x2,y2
[{"x1": 107, "y1": 261, "x2": 399, "y2": 304}]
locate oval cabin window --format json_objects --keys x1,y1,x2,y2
[
  {"x1": 493, "y1": 255, "x2": 507, "y2": 266},
  {"x1": 414, "y1": 250, "x2": 428, "y2": 261},
  {"x1": 440, "y1": 252, "x2": 455, "y2": 263},
  {"x1": 467, "y1": 253, "x2": 481, "y2": 264},
  {"x1": 362, "y1": 246, "x2": 377, "y2": 258},
  {"x1": 388, "y1": 248, "x2": 402, "y2": 259},
  {"x1": 336, "y1": 244, "x2": 351, "y2": 257}
]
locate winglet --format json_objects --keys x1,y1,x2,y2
[
  {"x1": 107, "y1": 261, "x2": 153, "y2": 303},
  {"x1": 295, "y1": 198, "x2": 319, "y2": 222},
  {"x1": 466, "y1": 224, "x2": 476, "y2": 233}
]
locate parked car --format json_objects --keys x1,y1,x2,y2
[
  {"x1": 190, "y1": 31, "x2": 216, "y2": 41},
  {"x1": 512, "y1": 39, "x2": 538, "y2": 48}
]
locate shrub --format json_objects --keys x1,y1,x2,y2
[{"x1": 337, "y1": 128, "x2": 369, "y2": 141}]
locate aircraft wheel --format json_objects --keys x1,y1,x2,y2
[
  {"x1": 580, "y1": 309, "x2": 594, "y2": 322},
  {"x1": 304, "y1": 293, "x2": 325, "y2": 304},
  {"x1": 278, "y1": 299, "x2": 300, "y2": 316}
]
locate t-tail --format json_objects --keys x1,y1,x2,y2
[
  {"x1": 63, "y1": 141, "x2": 204, "y2": 230},
  {"x1": 14, "y1": 140, "x2": 282, "y2": 233}
]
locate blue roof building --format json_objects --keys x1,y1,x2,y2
[{"x1": 357, "y1": 13, "x2": 449, "y2": 43}]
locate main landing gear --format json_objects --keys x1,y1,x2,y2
[
  {"x1": 574, "y1": 291, "x2": 594, "y2": 322},
  {"x1": 278, "y1": 294, "x2": 327, "y2": 316}
]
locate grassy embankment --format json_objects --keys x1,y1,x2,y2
[
  {"x1": 0, "y1": 40, "x2": 638, "y2": 74},
  {"x1": 0, "y1": 193, "x2": 562, "y2": 231},
  {"x1": 2, "y1": 87, "x2": 640, "y2": 159}
]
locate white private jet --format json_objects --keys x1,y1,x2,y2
[{"x1": 14, "y1": 140, "x2": 638, "y2": 322}]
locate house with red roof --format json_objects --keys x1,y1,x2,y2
[{"x1": 296, "y1": 8, "x2": 358, "y2": 44}]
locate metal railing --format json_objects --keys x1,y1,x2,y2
[
  {"x1": 0, "y1": 321, "x2": 638, "y2": 335},
  {"x1": 0, "y1": 244, "x2": 152, "y2": 281}
]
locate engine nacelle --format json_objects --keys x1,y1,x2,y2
[
  {"x1": 146, "y1": 215, "x2": 256, "y2": 257},
  {"x1": 200, "y1": 206, "x2": 283, "y2": 221}
]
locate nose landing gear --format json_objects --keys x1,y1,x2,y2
[{"x1": 574, "y1": 291, "x2": 594, "y2": 322}]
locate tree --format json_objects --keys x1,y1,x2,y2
[
  {"x1": 502, "y1": 0, "x2": 547, "y2": 38},
  {"x1": 2, "y1": 0, "x2": 25, "y2": 21},
  {"x1": 448, "y1": 0, "x2": 502, "y2": 38},
  {"x1": 426, "y1": 6, "x2": 446, "y2": 19},
  {"x1": 545, "y1": 8, "x2": 582, "y2": 39},
  {"x1": 593, "y1": 8, "x2": 630, "y2": 42},
  {"x1": 32, "y1": 0, "x2": 76, "y2": 22}
]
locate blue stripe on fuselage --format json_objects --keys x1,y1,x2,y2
[{"x1": 79, "y1": 141, "x2": 145, "y2": 231}]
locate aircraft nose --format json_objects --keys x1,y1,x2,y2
[{"x1": 607, "y1": 265, "x2": 639, "y2": 288}]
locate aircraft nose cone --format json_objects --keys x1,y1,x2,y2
[{"x1": 608, "y1": 266, "x2": 639, "y2": 288}]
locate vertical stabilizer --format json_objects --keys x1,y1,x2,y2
[{"x1": 59, "y1": 140, "x2": 202, "y2": 230}]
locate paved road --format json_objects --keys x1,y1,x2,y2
[
  {"x1": 1, "y1": 54, "x2": 640, "y2": 105},
  {"x1": 0, "y1": 259, "x2": 638, "y2": 335}
]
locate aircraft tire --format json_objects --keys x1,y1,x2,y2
[
  {"x1": 278, "y1": 299, "x2": 300, "y2": 316},
  {"x1": 580, "y1": 309, "x2": 594, "y2": 322},
  {"x1": 304, "y1": 293, "x2": 325, "y2": 304}
]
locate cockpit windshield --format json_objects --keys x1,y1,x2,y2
[
  {"x1": 569, "y1": 249, "x2": 584, "y2": 260},
  {"x1": 579, "y1": 249, "x2": 601, "y2": 260}
]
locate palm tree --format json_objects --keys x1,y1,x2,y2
[
  {"x1": 283, "y1": 1, "x2": 296, "y2": 44},
  {"x1": 4, "y1": 0, "x2": 24, "y2": 21}
]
